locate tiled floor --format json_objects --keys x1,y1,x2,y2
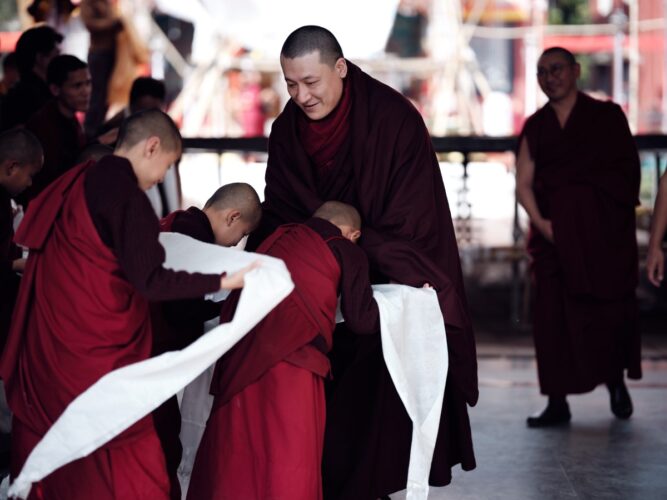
[{"x1": 392, "y1": 352, "x2": 667, "y2": 500}]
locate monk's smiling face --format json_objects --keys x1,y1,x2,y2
[
  {"x1": 281, "y1": 50, "x2": 347, "y2": 120},
  {"x1": 537, "y1": 51, "x2": 580, "y2": 103}
]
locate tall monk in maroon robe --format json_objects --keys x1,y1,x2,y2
[
  {"x1": 244, "y1": 26, "x2": 477, "y2": 498},
  {"x1": 0, "y1": 110, "x2": 252, "y2": 500},
  {"x1": 517, "y1": 47, "x2": 640, "y2": 427},
  {"x1": 151, "y1": 183, "x2": 261, "y2": 499},
  {"x1": 188, "y1": 202, "x2": 380, "y2": 500}
]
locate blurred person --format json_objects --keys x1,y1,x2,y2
[
  {"x1": 247, "y1": 25, "x2": 476, "y2": 499},
  {"x1": 0, "y1": 26, "x2": 63, "y2": 130},
  {"x1": 647, "y1": 170, "x2": 667, "y2": 287},
  {"x1": 516, "y1": 47, "x2": 641, "y2": 427},
  {"x1": 22, "y1": 55, "x2": 91, "y2": 205},
  {"x1": 0, "y1": 129, "x2": 43, "y2": 351},
  {"x1": 0, "y1": 53, "x2": 20, "y2": 96},
  {"x1": 81, "y1": 0, "x2": 123, "y2": 137}
]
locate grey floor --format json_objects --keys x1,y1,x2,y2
[{"x1": 392, "y1": 353, "x2": 667, "y2": 500}]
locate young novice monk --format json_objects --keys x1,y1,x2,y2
[
  {"x1": 152, "y1": 182, "x2": 262, "y2": 499},
  {"x1": 187, "y1": 201, "x2": 380, "y2": 500},
  {"x1": 0, "y1": 129, "x2": 42, "y2": 351},
  {"x1": 0, "y1": 109, "x2": 253, "y2": 500}
]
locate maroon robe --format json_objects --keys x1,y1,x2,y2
[
  {"x1": 21, "y1": 99, "x2": 87, "y2": 205},
  {"x1": 188, "y1": 219, "x2": 379, "y2": 500},
  {"x1": 151, "y1": 207, "x2": 222, "y2": 500},
  {"x1": 520, "y1": 92, "x2": 641, "y2": 395},
  {"x1": 0, "y1": 187, "x2": 21, "y2": 352},
  {"x1": 0, "y1": 161, "x2": 221, "y2": 499},
  {"x1": 248, "y1": 61, "x2": 476, "y2": 498}
]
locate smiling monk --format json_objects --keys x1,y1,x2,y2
[
  {"x1": 517, "y1": 47, "x2": 641, "y2": 427},
  {"x1": 246, "y1": 26, "x2": 477, "y2": 500}
]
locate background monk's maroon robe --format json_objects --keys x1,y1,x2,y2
[
  {"x1": 521, "y1": 92, "x2": 641, "y2": 395},
  {"x1": 0, "y1": 159, "x2": 221, "y2": 499},
  {"x1": 189, "y1": 220, "x2": 378, "y2": 500},
  {"x1": 0, "y1": 186, "x2": 21, "y2": 352},
  {"x1": 249, "y1": 61, "x2": 476, "y2": 498}
]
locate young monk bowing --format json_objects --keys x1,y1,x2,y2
[
  {"x1": 0, "y1": 129, "x2": 43, "y2": 351},
  {"x1": 0, "y1": 109, "x2": 253, "y2": 500},
  {"x1": 152, "y1": 182, "x2": 261, "y2": 499},
  {"x1": 187, "y1": 201, "x2": 380, "y2": 500}
]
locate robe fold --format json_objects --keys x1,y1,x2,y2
[
  {"x1": 0, "y1": 160, "x2": 221, "y2": 499},
  {"x1": 248, "y1": 60, "x2": 476, "y2": 498},
  {"x1": 520, "y1": 92, "x2": 641, "y2": 395},
  {"x1": 189, "y1": 219, "x2": 379, "y2": 500}
]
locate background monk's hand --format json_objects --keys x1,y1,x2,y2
[
  {"x1": 97, "y1": 127, "x2": 119, "y2": 146},
  {"x1": 422, "y1": 283, "x2": 434, "y2": 289},
  {"x1": 536, "y1": 218, "x2": 554, "y2": 243},
  {"x1": 220, "y1": 261, "x2": 261, "y2": 290},
  {"x1": 12, "y1": 258, "x2": 26, "y2": 273},
  {"x1": 646, "y1": 245, "x2": 664, "y2": 287}
]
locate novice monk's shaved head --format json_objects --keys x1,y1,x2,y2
[
  {"x1": 114, "y1": 109, "x2": 182, "y2": 191},
  {"x1": 0, "y1": 128, "x2": 44, "y2": 167},
  {"x1": 314, "y1": 201, "x2": 361, "y2": 243},
  {"x1": 203, "y1": 183, "x2": 262, "y2": 247},
  {"x1": 281, "y1": 25, "x2": 343, "y2": 67},
  {"x1": 116, "y1": 108, "x2": 182, "y2": 154}
]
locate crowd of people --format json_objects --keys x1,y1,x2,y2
[{"x1": 0, "y1": 16, "x2": 665, "y2": 500}]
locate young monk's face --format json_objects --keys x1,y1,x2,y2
[
  {"x1": 281, "y1": 51, "x2": 347, "y2": 121},
  {"x1": 537, "y1": 52, "x2": 580, "y2": 103},
  {"x1": 1, "y1": 160, "x2": 42, "y2": 197},
  {"x1": 133, "y1": 138, "x2": 180, "y2": 191},
  {"x1": 210, "y1": 210, "x2": 257, "y2": 247}
]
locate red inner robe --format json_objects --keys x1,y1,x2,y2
[{"x1": 188, "y1": 220, "x2": 378, "y2": 500}]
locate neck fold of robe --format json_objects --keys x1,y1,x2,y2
[{"x1": 297, "y1": 77, "x2": 352, "y2": 173}]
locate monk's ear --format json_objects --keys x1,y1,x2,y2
[
  {"x1": 335, "y1": 58, "x2": 347, "y2": 79},
  {"x1": 227, "y1": 209, "x2": 241, "y2": 226},
  {"x1": 144, "y1": 136, "x2": 161, "y2": 158},
  {"x1": 49, "y1": 84, "x2": 61, "y2": 98},
  {"x1": 350, "y1": 229, "x2": 361, "y2": 242},
  {"x1": 573, "y1": 63, "x2": 581, "y2": 79}
]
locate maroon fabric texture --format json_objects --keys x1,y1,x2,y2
[
  {"x1": 298, "y1": 77, "x2": 352, "y2": 173},
  {"x1": 211, "y1": 223, "x2": 341, "y2": 404},
  {"x1": 22, "y1": 100, "x2": 86, "y2": 204},
  {"x1": 520, "y1": 92, "x2": 641, "y2": 394},
  {"x1": 0, "y1": 162, "x2": 157, "y2": 477},
  {"x1": 248, "y1": 61, "x2": 476, "y2": 498}
]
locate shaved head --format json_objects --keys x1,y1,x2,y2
[
  {"x1": 116, "y1": 109, "x2": 182, "y2": 153},
  {"x1": 0, "y1": 128, "x2": 43, "y2": 166},
  {"x1": 540, "y1": 47, "x2": 576, "y2": 65},
  {"x1": 313, "y1": 201, "x2": 361, "y2": 230},
  {"x1": 281, "y1": 25, "x2": 343, "y2": 67},
  {"x1": 205, "y1": 182, "x2": 262, "y2": 225}
]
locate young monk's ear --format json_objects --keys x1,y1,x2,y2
[
  {"x1": 3, "y1": 160, "x2": 20, "y2": 176},
  {"x1": 226, "y1": 209, "x2": 241, "y2": 226},
  {"x1": 49, "y1": 84, "x2": 61, "y2": 98},
  {"x1": 350, "y1": 229, "x2": 361, "y2": 242},
  {"x1": 144, "y1": 136, "x2": 161, "y2": 158}
]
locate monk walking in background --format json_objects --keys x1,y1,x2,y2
[
  {"x1": 152, "y1": 182, "x2": 261, "y2": 499},
  {"x1": 188, "y1": 201, "x2": 380, "y2": 500},
  {"x1": 0, "y1": 109, "x2": 253, "y2": 499},
  {"x1": 516, "y1": 47, "x2": 641, "y2": 427},
  {"x1": 247, "y1": 26, "x2": 476, "y2": 499}
]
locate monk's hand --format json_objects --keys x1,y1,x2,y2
[
  {"x1": 12, "y1": 258, "x2": 26, "y2": 272},
  {"x1": 537, "y1": 218, "x2": 554, "y2": 243},
  {"x1": 220, "y1": 261, "x2": 261, "y2": 290},
  {"x1": 422, "y1": 282, "x2": 434, "y2": 289},
  {"x1": 97, "y1": 127, "x2": 119, "y2": 145},
  {"x1": 646, "y1": 245, "x2": 664, "y2": 287}
]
